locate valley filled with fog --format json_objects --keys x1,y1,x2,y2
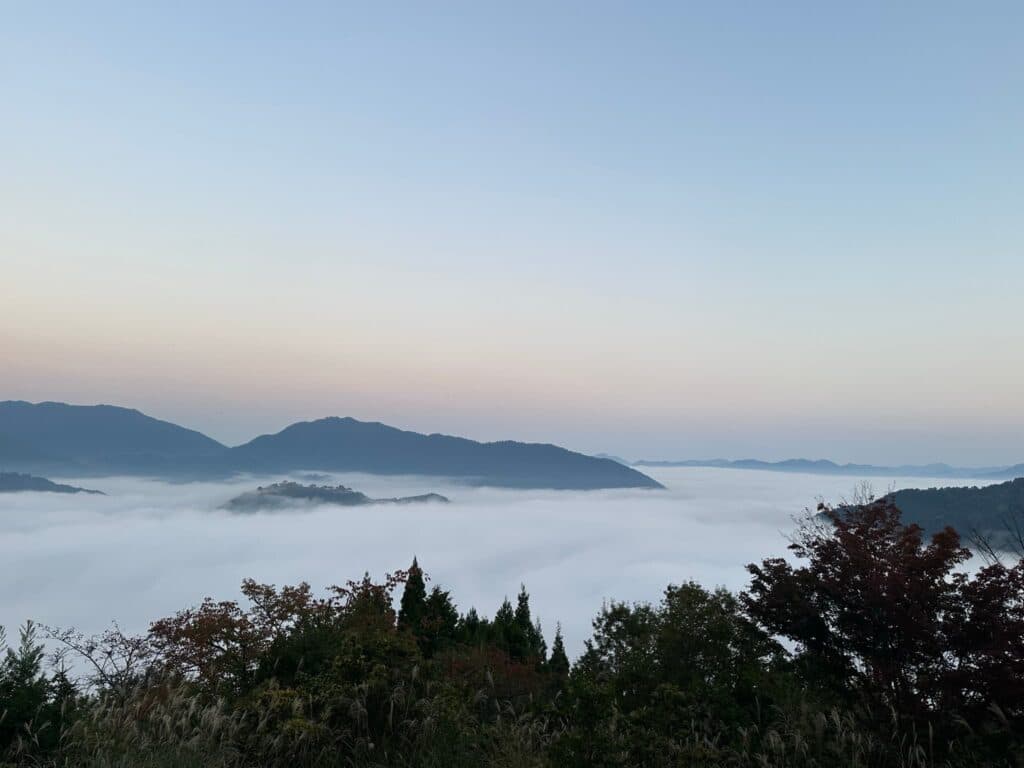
[{"x1": 0, "y1": 467, "x2": 997, "y2": 657}]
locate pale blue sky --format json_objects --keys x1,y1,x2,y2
[{"x1": 2, "y1": 2, "x2": 1023, "y2": 464}]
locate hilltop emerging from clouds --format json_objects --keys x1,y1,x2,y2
[{"x1": 0, "y1": 401, "x2": 662, "y2": 491}]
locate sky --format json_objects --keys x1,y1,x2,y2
[{"x1": 2, "y1": 2, "x2": 1023, "y2": 465}]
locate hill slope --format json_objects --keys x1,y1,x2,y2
[
  {"x1": 0, "y1": 402, "x2": 661, "y2": 490},
  {"x1": 0, "y1": 401, "x2": 227, "y2": 474},
  {"x1": 227, "y1": 417, "x2": 663, "y2": 489},
  {"x1": 888, "y1": 478, "x2": 1024, "y2": 542},
  {"x1": 0, "y1": 472, "x2": 104, "y2": 494}
]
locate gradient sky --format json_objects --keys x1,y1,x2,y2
[{"x1": 3, "y1": 2, "x2": 1023, "y2": 465}]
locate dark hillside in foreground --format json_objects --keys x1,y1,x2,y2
[
  {"x1": 0, "y1": 402, "x2": 662, "y2": 490},
  {"x1": 227, "y1": 417, "x2": 663, "y2": 489}
]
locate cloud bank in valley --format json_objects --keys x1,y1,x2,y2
[{"x1": 0, "y1": 468, "x2": 996, "y2": 657}]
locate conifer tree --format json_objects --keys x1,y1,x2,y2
[
  {"x1": 514, "y1": 585, "x2": 546, "y2": 660},
  {"x1": 397, "y1": 557, "x2": 427, "y2": 632},
  {"x1": 549, "y1": 623, "x2": 570, "y2": 677},
  {"x1": 0, "y1": 621, "x2": 49, "y2": 751},
  {"x1": 419, "y1": 585, "x2": 459, "y2": 657},
  {"x1": 533, "y1": 617, "x2": 548, "y2": 662},
  {"x1": 459, "y1": 606, "x2": 482, "y2": 644},
  {"x1": 514, "y1": 584, "x2": 532, "y2": 630},
  {"x1": 493, "y1": 597, "x2": 520, "y2": 656}
]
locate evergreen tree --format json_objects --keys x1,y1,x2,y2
[
  {"x1": 533, "y1": 617, "x2": 548, "y2": 662},
  {"x1": 493, "y1": 597, "x2": 520, "y2": 657},
  {"x1": 514, "y1": 584, "x2": 532, "y2": 632},
  {"x1": 549, "y1": 623, "x2": 570, "y2": 677},
  {"x1": 397, "y1": 557, "x2": 427, "y2": 632},
  {"x1": 0, "y1": 621, "x2": 50, "y2": 751},
  {"x1": 49, "y1": 663, "x2": 81, "y2": 740},
  {"x1": 419, "y1": 586, "x2": 459, "y2": 657},
  {"x1": 514, "y1": 585, "x2": 546, "y2": 661},
  {"x1": 458, "y1": 607, "x2": 484, "y2": 645}
]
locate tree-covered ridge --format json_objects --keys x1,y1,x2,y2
[
  {"x1": 0, "y1": 472, "x2": 103, "y2": 495},
  {"x1": 887, "y1": 477, "x2": 1024, "y2": 542},
  {"x1": 0, "y1": 401, "x2": 663, "y2": 490},
  {"x1": 2, "y1": 500, "x2": 1023, "y2": 766},
  {"x1": 222, "y1": 482, "x2": 449, "y2": 511}
]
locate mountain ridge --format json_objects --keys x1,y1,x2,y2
[
  {"x1": 0, "y1": 471, "x2": 104, "y2": 495},
  {"x1": 226, "y1": 416, "x2": 661, "y2": 489},
  {"x1": 0, "y1": 401, "x2": 661, "y2": 490}
]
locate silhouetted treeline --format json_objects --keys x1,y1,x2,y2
[{"x1": 2, "y1": 500, "x2": 1023, "y2": 766}]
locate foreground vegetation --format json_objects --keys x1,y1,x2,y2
[{"x1": 2, "y1": 498, "x2": 1023, "y2": 767}]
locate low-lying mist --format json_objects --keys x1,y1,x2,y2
[{"x1": 0, "y1": 467, "x2": 996, "y2": 657}]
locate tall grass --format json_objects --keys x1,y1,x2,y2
[{"x1": 5, "y1": 682, "x2": 1007, "y2": 768}]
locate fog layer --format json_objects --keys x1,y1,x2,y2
[{"x1": 0, "y1": 468, "x2": 996, "y2": 656}]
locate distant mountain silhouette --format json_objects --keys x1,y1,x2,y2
[
  {"x1": 0, "y1": 401, "x2": 226, "y2": 474},
  {"x1": 0, "y1": 472, "x2": 103, "y2": 495},
  {"x1": 0, "y1": 402, "x2": 661, "y2": 490},
  {"x1": 226, "y1": 417, "x2": 662, "y2": 489},
  {"x1": 629, "y1": 457, "x2": 1018, "y2": 480}
]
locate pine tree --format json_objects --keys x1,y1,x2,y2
[
  {"x1": 398, "y1": 557, "x2": 427, "y2": 632},
  {"x1": 549, "y1": 623, "x2": 570, "y2": 677},
  {"x1": 0, "y1": 621, "x2": 49, "y2": 751},
  {"x1": 419, "y1": 586, "x2": 459, "y2": 657},
  {"x1": 515, "y1": 585, "x2": 532, "y2": 629},
  {"x1": 459, "y1": 607, "x2": 484, "y2": 645},
  {"x1": 493, "y1": 597, "x2": 519, "y2": 656},
  {"x1": 533, "y1": 617, "x2": 548, "y2": 662},
  {"x1": 514, "y1": 585, "x2": 545, "y2": 661}
]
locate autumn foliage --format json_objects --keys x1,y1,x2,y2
[
  {"x1": 745, "y1": 498, "x2": 1024, "y2": 746},
  {"x1": 1, "y1": 499, "x2": 1023, "y2": 766}
]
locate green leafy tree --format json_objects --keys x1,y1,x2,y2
[{"x1": 562, "y1": 583, "x2": 787, "y2": 767}]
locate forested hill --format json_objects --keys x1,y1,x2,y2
[
  {"x1": 0, "y1": 401, "x2": 226, "y2": 474},
  {"x1": 0, "y1": 472, "x2": 103, "y2": 495},
  {"x1": 0, "y1": 401, "x2": 662, "y2": 490},
  {"x1": 225, "y1": 417, "x2": 663, "y2": 490},
  {"x1": 888, "y1": 477, "x2": 1024, "y2": 540}
]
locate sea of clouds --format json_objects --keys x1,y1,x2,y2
[{"x1": 0, "y1": 467, "x2": 997, "y2": 658}]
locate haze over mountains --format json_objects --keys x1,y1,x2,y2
[
  {"x1": 0, "y1": 401, "x2": 661, "y2": 490},
  {"x1": 614, "y1": 457, "x2": 1024, "y2": 481}
]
